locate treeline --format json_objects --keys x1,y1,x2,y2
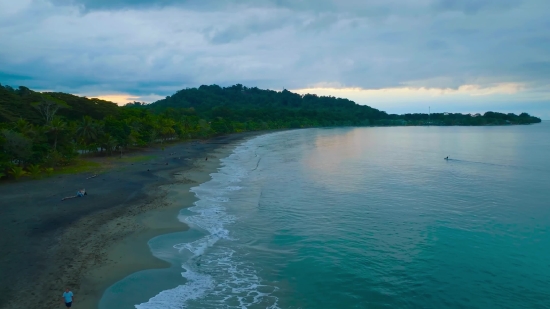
[
  {"x1": 134, "y1": 84, "x2": 387, "y2": 127},
  {"x1": 0, "y1": 85, "x2": 244, "y2": 180},
  {"x1": 0, "y1": 83, "x2": 542, "y2": 180},
  {"x1": 132, "y1": 84, "x2": 542, "y2": 126},
  {"x1": 384, "y1": 111, "x2": 542, "y2": 126}
]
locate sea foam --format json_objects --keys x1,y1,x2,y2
[{"x1": 136, "y1": 136, "x2": 280, "y2": 308}]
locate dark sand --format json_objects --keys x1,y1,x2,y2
[{"x1": 0, "y1": 133, "x2": 261, "y2": 309}]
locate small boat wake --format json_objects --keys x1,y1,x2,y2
[{"x1": 444, "y1": 157, "x2": 549, "y2": 173}]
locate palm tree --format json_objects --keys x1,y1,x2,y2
[
  {"x1": 15, "y1": 118, "x2": 30, "y2": 132},
  {"x1": 100, "y1": 134, "x2": 118, "y2": 156},
  {"x1": 124, "y1": 117, "x2": 144, "y2": 147},
  {"x1": 47, "y1": 117, "x2": 66, "y2": 150},
  {"x1": 77, "y1": 116, "x2": 97, "y2": 151},
  {"x1": 14, "y1": 118, "x2": 35, "y2": 139}
]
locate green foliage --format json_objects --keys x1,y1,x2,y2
[
  {"x1": 46, "y1": 117, "x2": 67, "y2": 150},
  {"x1": 2, "y1": 129, "x2": 33, "y2": 165},
  {"x1": 388, "y1": 112, "x2": 542, "y2": 126},
  {"x1": 47, "y1": 92, "x2": 119, "y2": 120},
  {"x1": 10, "y1": 166, "x2": 27, "y2": 180},
  {"x1": 26, "y1": 164, "x2": 42, "y2": 179},
  {"x1": 31, "y1": 94, "x2": 69, "y2": 124},
  {"x1": 100, "y1": 134, "x2": 118, "y2": 155},
  {"x1": 44, "y1": 167, "x2": 54, "y2": 176},
  {"x1": 49, "y1": 159, "x2": 101, "y2": 176},
  {"x1": 118, "y1": 155, "x2": 156, "y2": 163},
  {"x1": 146, "y1": 84, "x2": 542, "y2": 127},
  {"x1": 149, "y1": 85, "x2": 388, "y2": 127},
  {"x1": 0, "y1": 83, "x2": 542, "y2": 181},
  {"x1": 0, "y1": 86, "x2": 43, "y2": 123},
  {"x1": 76, "y1": 115, "x2": 99, "y2": 148},
  {"x1": 43, "y1": 150, "x2": 63, "y2": 168},
  {"x1": 0, "y1": 85, "x2": 118, "y2": 125}
]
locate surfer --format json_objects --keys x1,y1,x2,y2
[{"x1": 444, "y1": 156, "x2": 449, "y2": 160}]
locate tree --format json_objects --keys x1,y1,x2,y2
[
  {"x1": 100, "y1": 134, "x2": 118, "y2": 156},
  {"x1": 158, "y1": 118, "x2": 176, "y2": 142},
  {"x1": 198, "y1": 119, "x2": 211, "y2": 137},
  {"x1": 102, "y1": 116, "x2": 131, "y2": 149},
  {"x1": 1, "y1": 130, "x2": 33, "y2": 165},
  {"x1": 32, "y1": 95, "x2": 68, "y2": 124},
  {"x1": 47, "y1": 117, "x2": 67, "y2": 150},
  {"x1": 77, "y1": 116, "x2": 98, "y2": 149},
  {"x1": 211, "y1": 118, "x2": 230, "y2": 134},
  {"x1": 14, "y1": 118, "x2": 34, "y2": 137}
]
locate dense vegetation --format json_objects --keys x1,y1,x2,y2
[
  {"x1": 387, "y1": 111, "x2": 541, "y2": 126},
  {"x1": 0, "y1": 83, "x2": 541, "y2": 180}
]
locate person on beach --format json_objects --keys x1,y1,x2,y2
[
  {"x1": 61, "y1": 288, "x2": 74, "y2": 307},
  {"x1": 61, "y1": 189, "x2": 87, "y2": 201}
]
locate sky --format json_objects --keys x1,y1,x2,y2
[{"x1": 0, "y1": 0, "x2": 549, "y2": 118}]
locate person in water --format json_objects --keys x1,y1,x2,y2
[
  {"x1": 445, "y1": 156, "x2": 449, "y2": 160},
  {"x1": 62, "y1": 189, "x2": 87, "y2": 201}
]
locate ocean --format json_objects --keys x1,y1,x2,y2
[{"x1": 101, "y1": 122, "x2": 550, "y2": 309}]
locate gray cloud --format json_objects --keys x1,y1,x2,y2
[
  {"x1": 52, "y1": 0, "x2": 191, "y2": 10},
  {"x1": 432, "y1": 0, "x2": 521, "y2": 14},
  {"x1": 0, "y1": 0, "x2": 548, "y2": 113}
]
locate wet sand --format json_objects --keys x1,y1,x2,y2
[{"x1": 0, "y1": 132, "x2": 261, "y2": 309}]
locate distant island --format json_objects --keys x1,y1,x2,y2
[{"x1": 0, "y1": 83, "x2": 541, "y2": 180}]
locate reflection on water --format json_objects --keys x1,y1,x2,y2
[{"x1": 101, "y1": 122, "x2": 550, "y2": 309}]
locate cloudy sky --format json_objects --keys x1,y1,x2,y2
[{"x1": 1, "y1": 0, "x2": 549, "y2": 118}]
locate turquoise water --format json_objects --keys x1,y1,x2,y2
[{"x1": 102, "y1": 123, "x2": 550, "y2": 309}]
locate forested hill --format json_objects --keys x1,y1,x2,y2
[
  {"x1": 141, "y1": 84, "x2": 542, "y2": 126},
  {"x1": 0, "y1": 85, "x2": 119, "y2": 123},
  {"x1": 142, "y1": 84, "x2": 386, "y2": 127}
]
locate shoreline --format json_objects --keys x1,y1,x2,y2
[
  {"x1": 0, "y1": 132, "x2": 264, "y2": 309},
  {"x1": 80, "y1": 139, "x2": 242, "y2": 309}
]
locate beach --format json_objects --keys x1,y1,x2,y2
[{"x1": 0, "y1": 132, "x2": 260, "y2": 309}]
